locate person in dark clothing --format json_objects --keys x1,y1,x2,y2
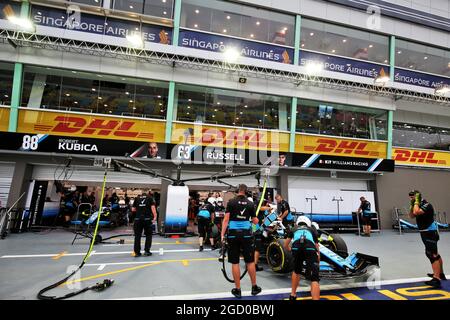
[
  {"x1": 358, "y1": 196, "x2": 372, "y2": 236},
  {"x1": 197, "y1": 197, "x2": 216, "y2": 251},
  {"x1": 132, "y1": 193, "x2": 157, "y2": 257},
  {"x1": 284, "y1": 216, "x2": 320, "y2": 300},
  {"x1": 221, "y1": 184, "x2": 261, "y2": 298},
  {"x1": 109, "y1": 192, "x2": 120, "y2": 226},
  {"x1": 88, "y1": 192, "x2": 96, "y2": 207},
  {"x1": 61, "y1": 191, "x2": 77, "y2": 227},
  {"x1": 409, "y1": 190, "x2": 446, "y2": 288},
  {"x1": 275, "y1": 194, "x2": 294, "y2": 230}
]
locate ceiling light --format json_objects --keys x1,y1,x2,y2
[
  {"x1": 195, "y1": 9, "x2": 199, "y2": 14},
  {"x1": 435, "y1": 84, "x2": 450, "y2": 95},
  {"x1": 188, "y1": 98, "x2": 192, "y2": 101},
  {"x1": 342, "y1": 39, "x2": 347, "y2": 43},
  {"x1": 194, "y1": 24, "x2": 198, "y2": 28},
  {"x1": 126, "y1": 33, "x2": 144, "y2": 48},
  {"x1": 223, "y1": 47, "x2": 240, "y2": 63},
  {"x1": 163, "y1": 11, "x2": 167, "y2": 15},
  {"x1": 424, "y1": 56, "x2": 428, "y2": 60},
  {"x1": 125, "y1": 92, "x2": 129, "y2": 95},
  {"x1": 304, "y1": 61, "x2": 323, "y2": 75},
  {"x1": 256, "y1": 21, "x2": 260, "y2": 25},
  {"x1": 226, "y1": 15, "x2": 230, "y2": 20},
  {"x1": 331, "y1": 49, "x2": 336, "y2": 53},
  {"x1": 129, "y1": 100, "x2": 133, "y2": 103},
  {"x1": 369, "y1": 44, "x2": 373, "y2": 48},
  {"x1": 157, "y1": 95, "x2": 161, "y2": 98},
  {"x1": 310, "y1": 32, "x2": 314, "y2": 36},
  {"x1": 397, "y1": 51, "x2": 402, "y2": 54},
  {"x1": 250, "y1": 34, "x2": 254, "y2": 38},
  {"x1": 223, "y1": 29, "x2": 227, "y2": 33}
]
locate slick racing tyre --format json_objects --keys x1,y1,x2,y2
[
  {"x1": 328, "y1": 233, "x2": 348, "y2": 257},
  {"x1": 266, "y1": 239, "x2": 293, "y2": 273}
]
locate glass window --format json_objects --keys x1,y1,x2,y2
[
  {"x1": 0, "y1": 62, "x2": 14, "y2": 106},
  {"x1": 296, "y1": 100, "x2": 387, "y2": 140},
  {"x1": 70, "y1": 0, "x2": 103, "y2": 7},
  {"x1": 396, "y1": 39, "x2": 450, "y2": 77},
  {"x1": 393, "y1": 123, "x2": 450, "y2": 151},
  {"x1": 181, "y1": 0, "x2": 295, "y2": 46},
  {"x1": 301, "y1": 19, "x2": 389, "y2": 64},
  {"x1": 176, "y1": 84, "x2": 291, "y2": 130},
  {"x1": 21, "y1": 66, "x2": 169, "y2": 119},
  {"x1": 111, "y1": 0, "x2": 174, "y2": 19}
]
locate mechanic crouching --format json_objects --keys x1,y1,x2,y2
[
  {"x1": 221, "y1": 184, "x2": 262, "y2": 298},
  {"x1": 284, "y1": 216, "x2": 320, "y2": 300}
]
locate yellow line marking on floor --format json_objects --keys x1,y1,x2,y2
[
  {"x1": 182, "y1": 260, "x2": 189, "y2": 266},
  {"x1": 378, "y1": 290, "x2": 408, "y2": 300},
  {"x1": 63, "y1": 257, "x2": 216, "y2": 287},
  {"x1": 52, "y1": 251, "x2": 67, "y2": 260},
  {"x1": 341, "y1": 293, "x2": 363, "y2": 300}
]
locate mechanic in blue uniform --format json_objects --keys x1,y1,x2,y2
[
  {"x1": 253, "y1": 198, "x2": 273, "y2": 272},
  {"x1": 61, "y1": 191, "x2": 77, "y2": 227},
  {"x1": 275, "y1": 194, "x2": 294, "y2": 230},
  {"x1": 132, "y1": 193, "x2": 156, "y2": 257},
  {"x1": 109, "y1": 192, "x2": 120, "y2": 226},
  {"x1": 221, "y1": 184, "x2": 262, "y2": 298},
  {"x1": 409, "y1": 190, "x2": 446, "y2": 288},
  {"x1": 197, "y1": 197, "x2": 216, "y2": 252},
  {"x1": 358, "y1": 196, "x2": 372, "y2": 237},
  {"x1": 284, "y1": 216, "x2": 320, "y2": 300}
]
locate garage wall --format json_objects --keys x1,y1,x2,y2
[
  {"x1": 376, "y1": 167, "x2": 450, "y2": 229},
  {"x1": 0, "y1": 162, "x2": 15, "y2": 207}
]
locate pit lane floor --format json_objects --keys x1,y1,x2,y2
[{"x1": 0, "y1": 228, "x2": 449, "y2": 300}]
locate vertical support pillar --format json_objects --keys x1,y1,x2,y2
[
  {"x1": 289, "y1": 97, "x2": 297, "y2": 153},
  {"x1": 165, "y1": 81, "x2": 176, "y2": 143},
  {"x1": 389, "y1": 35, "x2": 395, "y2": 82},
  {"x1": 387, "y1": 110, "x2": 393, "y2": 159},
  {"x1": 8, "y1": 63, "x2": 23, "y2": 132},
  {"x1": 293, "y1": 15, "x2": 301, "y2": 65},
  {"x1": 172, "y1": 0, "x2": 182, "y2": 46}
]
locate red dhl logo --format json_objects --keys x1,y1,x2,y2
[
  {"x1": 394, "y1": 149, "x2": 444, "y2": 164},
  {"x1": 33, "y1": 116, "x2": 154, "y2": 139},
  {"x1": 187, "y1": 128, "x2": 278, "y2": 148},
  {"x1": 305, "y1": 138, "x2": 378, "y2": 157}
]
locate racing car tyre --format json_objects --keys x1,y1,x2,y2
[
  {"x1": 266, "y1": 239, "x2": 293, "y2": 273},
  {"x1": 328, "y1": 233, "x2": 348, "y2": 257}
]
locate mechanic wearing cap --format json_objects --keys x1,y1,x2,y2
[
  {"x1": 221, "y1": 184, "x2": 262, "y2": 298},
  {"x1": 409, "y1": 190, "x2": 446, "y2": 288},
  {"x1": 132, "y1": 192, "x2": 157, "y2": 257},
  {"x1": 357, "y1": 196, "x2": 372, "y2": 237},
  {"x1": 284, "y1": 216, "x2": 320, "y2": 300},
  {"x1": 197, "y1": 197, "x2": 216, "y2": 252},
  {"x1": 275, "y1": 194, "x2": 294, "y2": 230}
]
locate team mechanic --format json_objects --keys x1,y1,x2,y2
[
  {"x1": 132, "y1": 192, "x2": 157, "y2": 257},
  {"x1": 197, "y1": 197, "x2": 217, "y2": 252},
  {"x1": 275, "y1": 194, "x2": 294, "y2": 230},
  {"x1": 221, "y1": 184, "x2": 262, "y2": 298},
  {"x1": 409, "y1": 190, "x2": 446, "y2": 288},
  {"x1": 284, "y1": 216, "x2": 320, "y2": 300}
]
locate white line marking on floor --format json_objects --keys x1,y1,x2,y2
[
  {"x1": 97, "y1": 264, "x2": 106, "y2": 271},
  {"x1": 0, "y1": 248, "x2": 211, "y2": 259},
  {"x1": 114, "y1": 275, "x2": 449, "y2": 300}
]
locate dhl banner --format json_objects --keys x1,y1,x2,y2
[
  {"x1": 295, "y1": 134, "x2": 388, "y2": 159},
  {"x1": 393, "y1": 147, "x2": 450, "y2": 169},
  {"x1": 17, "y1": 109, "x2": 166, "y2": 143},
  {"x1": 171, "y1": 122, "x2": 290, "y2": 152},
  {"x1": 0, "y1": 107, "x2": 9, "y2": 132}
]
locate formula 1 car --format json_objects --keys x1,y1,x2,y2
[{"x1": 258, "y1": 212, "x2": 379, "y2": 279}]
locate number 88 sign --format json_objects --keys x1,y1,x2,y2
[{"x1": 21, "y1": 135, "x2": 40, "y2": 151}]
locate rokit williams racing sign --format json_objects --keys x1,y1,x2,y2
[{"x1": 292, "y1": 153, "x2": 394, "y2": 172}]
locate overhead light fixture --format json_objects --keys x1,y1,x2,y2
[
  {"x1": 304, "y1": 61, "x2": 323, "y2": 75},
  {"x1": 195, "y1": 9, "x2": 199, "y2": 14},
  {"x1": 435, "y1": 84, "x2": 450, "y2": 95},
  {"x1": 223, "y1": 47, "x2": 240, "y2": 63},
  {"x1": 126, "y1": 33, "x2": 144, "y2": 48},
  {"x1": 342, "y1": 39, "x2": 347, "y2": 43},
  {"x1": 374, "y1": 68, "x2": 390, "y2": 85},
  {"x1": 6, "y1": 12, "x2": 35, "y2": 32}
]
